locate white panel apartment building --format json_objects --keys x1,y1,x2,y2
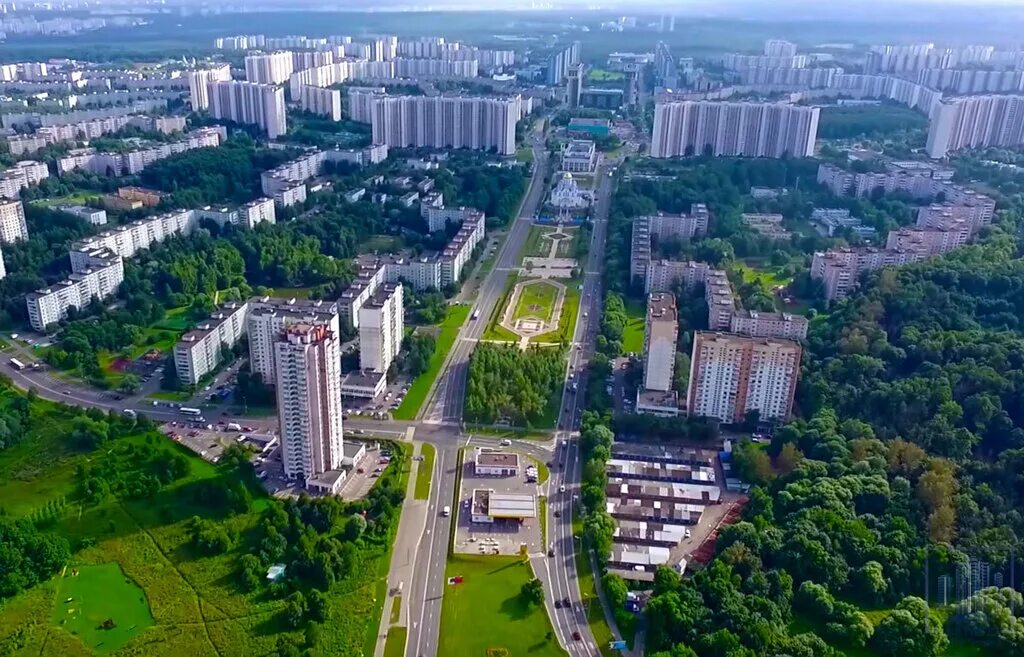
[
  {"x1": 173, "y1": 301, "x2": 250, "y2": 385},
  {"x1": 187, "y1": 64, "x2": 232, "y2": 110},
  {"x1": 0, "y1": 200, "x2": 28, "y2": 243},
  {"x1": 57, "y1": 127, "x2": 225, "y2": 176},
  {"x1": 371, "y1": 95, "x2": 520, "y2": 155},
  {"x1": 687, "y1": 332, "x2": 802, "y2": 424},
  {"x1": 358, "y1": 283, "x2": 404, "y2": 373},
  {"x1": 244, "y1": 51, "x2": 295, "y2": 85},
  {"x1": 296, "y1": 85, "x2": 342, "y2": 121},
  {"x1": 0, "y1": 161, "x2": 49, "y2": 199},
  {"x1": 440, "y1": 211, "x2": 485, "y2": 286},
  {"x1": 247, "y1": 297, "x2": 340, "y2": 384},
  {"x1": 926, "y1": 95, "x2": 1024, "y2": 159},
  {"x1": 629, "y1": 206, "x2": 711, "y2": 282},
  {"x1": 650, "y1": 101, "x2": 819, "y2": 159},
  {"x1": 207, "y1": 80, "x2": 287, "y2": 139},
  {"x1": 275, "y1": 323, "x2": 345, "y2": 493},
  {"x1": 25, "y1": 250, "x2": 124, "y2": 331},
  {"x1": 69, "y1": 209, "x2": 198, "y2": 271},
  {"x1": 238, "y1": 197, "x2": 277, "y2": 228},
  {"x1": 643, "y1": 293, "x2": 678, "y2": 392}
]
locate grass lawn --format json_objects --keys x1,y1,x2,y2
[
  {"x1": 383, "y1": 627, "x2": 407, "y2": 657},
  {"x1": 265, "y1": 286, "x2": 313, "y2": 300},
  {"x1": 361, "y1": 234, "x2": 403, "y2": 253},
  {"x1": 389, "y1": 596, "x2": 402, "y2": 624},
  {"x1": 735, "y1": 260, "x2": 794, "y2": 290},
  {"x1": 481, "y1": 274, "x2": 521, "y2": 343},
  {"x1": 52, "y1": 563, "x2": 155, "y2": 654},
  {"x1": 513, "y1": 280, "x2": 560, "y2": 323},
  {"x1": 587, "y1": 68, "x2": 625, "y2": 82},
  {"x1": 147, "y1": 390, "x2": 192, "y2": 402},
  {"x1": 621, "y1": 300, "x2": 646, "y2": 354},
  {"x1": 393, "y1": 304, "x2": 470, "y2": 420},
  {"x1": 520, "y1": 225, "x2": 548, "y2": 262},
  {"x1": 415, "y1": 442, "x2": 436, "y2": 501},
  {"x1": 572, "y1": 517, "x2": 619, "y2": 657},
  {"x1": 439, "y1": 555, "x2": 566, "y2": 657},
  {"x1": 515, "y1": 146, "x2": 535, "y2": 163},
  {"x1": 30, "y1": 193, "x2": 100, "y2": 208},
  {"x1": 537, "y1": 281, "x2": 580, "y2": 346},
  {"x1": 539, "y1": 496, "x2": 548, "y2": 545}
]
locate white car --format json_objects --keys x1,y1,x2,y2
[{"x1": 559, "y1": 484, "x2": 566, "y2": 493}]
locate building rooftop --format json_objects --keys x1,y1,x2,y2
[{"x1": 476, "y1": 449, "x2": 520, "y2": 469}]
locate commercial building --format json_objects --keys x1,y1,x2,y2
[
  {"x1": 580, "y1": 88, "x2": 624, "y2": 110},
  {"x1": 247, "y1": 296, "x2": 340, "y2": 384},
  {"x1": 57, "y1": 205, "x2": 107, "y2": 226},
  {"x1": 637, "y1": 293, "x2": 679, "y2": 416},
  {"x1": 473, "y1": 448, "x2": 520, "y2": 477},
  {"x1": 358, "y1": 283, "x2": 404, "y2": 373},
  {"x1": 207, "y1": 80, "x2": 287, "y2": 139},
  {"x1": 275, "y1": 323, "x2": 346, "y2": 494},
  {"x1": 926, "y1": 95, "x2": 1024, "y2": 159},
  {"x1": 26, "y1": 250, "x2": 124, "y2": 331},
  {"x1": 0, "y1": 160, "x2": 49, "y2": 199},
  {"x1": 296, "y1": 85, "x2": 342, "y2": 121},
  {"x1": 173, "y1": 301, "x2": 250, "y2": 385},
  {"x1": 69, "y1": 209, "x2": 198, "y2": 270},
  {"x1": 560, "y1": 139, "x2": 596, "y2": 173},
  {"x1": 244, "y1": 51, "x2": 295, "y2": 85},
  {"x1": 651, "y1": 101, "x2": 819, "y2": 159},
  {"x1": 687, "y1": 331, "x2": 802, "y2": 424},
  {"x1": 370, "y1": 94, "x2": 521, "y2": 155},
  {"x1": 471, "y1": 489, "x2": 536, "y2": 523},
  {"x1": 0, "y1": 199, "x2": 28, "y2": 243}
]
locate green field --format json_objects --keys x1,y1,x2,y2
[
  {"x1": 513, "y1": 280, "x2": 561, "y2": 323},
  {"x1": 0, "y1": 381, "x2": 412, "y2": 657},
  {"x1": 520, "y1": 225, "x2": 579, "y2": 263},
  {"x1": 383, "y1": 627, "x2": 407, "y2": 657},
  {"x1": 393, "y1": 304, "x2": 471, "y2": 420},
  {"x1": 415, "y1": 442, "x2": 436, "y2": 501},
  {"x1": 515, "y1": 146, "x2": 535, "y2": 163},
  {"x1": 621, "y1": 300, "x2": 646, "y2": 354},
  {"x1": 587, "y1": 68, "x2": 625, "y2": 82},
  {"x1": 52, "y1": 563, "x2": 155, "y2": 654},
  {"x1": 439, "y1": 555, "x2": 566, "y2": 657},
  {"x1": 540, "y1": 281, "x2": 580, "y2": 346},
  {"x1": 265, "y1": 286, "x2": 314, "y2": 299}
]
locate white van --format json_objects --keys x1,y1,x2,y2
[{"x1": 442, "y1": 505, "x2": 451, "y2": 517}]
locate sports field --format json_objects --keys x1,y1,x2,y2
[{"x1": 52, "y1": 563, "x2": 155, "y2": 654}]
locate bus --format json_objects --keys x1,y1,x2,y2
[
  {"x1": 471, "y1": 309, "x2": 480, "y2": 321},
  {"x1": 180, "y1": 407, "x2": 202, "y2": 416},
  {"x1": 8, "y1": 358, "x2": 25, "y2": 371}
]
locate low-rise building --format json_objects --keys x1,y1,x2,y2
[
  {"x1": 474, "y1": 448, "x2": 520, "y2": 477},
  {"x1": 560, "y1": 139, "x2": 596, "y2": 173},
  {"x1": 58, "y1": 205, "x2": 107, "y2": 226},
  {"x1": 471, "y1": 489, "x2": 536, "y2": 523}
]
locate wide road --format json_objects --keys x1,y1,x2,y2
[
  {"x1": 537, "y1": 158, "x2": 615, "y2": 656},
  {"x1": 420, "y1": 123, "x2": 551, "y2": 425}
]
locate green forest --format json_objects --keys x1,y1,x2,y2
[{"x1": 463, "y1": 343, "x2": 565, "y2": 426}]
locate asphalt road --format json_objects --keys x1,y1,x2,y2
[{"x1": 420, "y1": 124, "x2": 551, "y2": 425}]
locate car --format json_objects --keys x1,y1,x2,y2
[
  {"x1": 554, "y1": 510, "x2": 561, "y2": 518},
  {"x1": 554, "y1": 599, "x2": 562, "y2": 609},
  {"x1": 563, "y1": 597, "x2": 570, "y2": 607},
  {"x1": 559, "y1": 484, "x2": 566, "y2": 493},
  {"x1": 572, "y1": 631, "x2": 582, "y2": 641}
]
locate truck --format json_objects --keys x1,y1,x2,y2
[
  {"x1": 8, "y1": 358, "x2": 25, "y2": 371},
  {"x1": 442, "y1": 505, "x2": 451, "y2": 517},
  {"x1": 226, "y1": 422, "x2": 242, "y2": 431}
]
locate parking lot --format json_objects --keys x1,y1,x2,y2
[
  {"x1": 345, "y1": 377, "x2": 411, "y2": 419},
  {"x1": 453, "y1": 448, "x2": 545, "y2": 557}
]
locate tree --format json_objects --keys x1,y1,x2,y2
[
  {"x1": 117, "y1": 373, "x2": 141, "y2": 395},
  {"x1": 343, "y1": 514, "x2": 367, "y2": 541},
  {"x1": 238, "y1": 554, "x2": 262, "y2": 592},
  {"x1": 283, "y1": 591, "x2": 308, "y2": 629},
  {"x1": 871, "y1": 596, "x2": 948, "y2": 657},
  {"x1": 521, "y1": 577, "x2": 544, "y2": 606}
]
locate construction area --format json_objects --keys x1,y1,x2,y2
[{"x1": 604, "y1": 442, "x2": 748, "y2": 581}]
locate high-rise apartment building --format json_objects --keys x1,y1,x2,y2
[
  {"x1": 173, "y1": 301, "x2": 250, "y2": 385},
  {"x1": 687, "y1": 332, "x2": 801, "y2": 424},
  {"x1": 370, "y1": 95, "x2": 521, "y2": 155},
  {"x1": 764, "y1": 39, "x2": 798, "y2": 58},
  {"x1": 244, "y1": 51, "x2": 295, "y2": 85},
  {"x1": 566, "y1": 63, "x2": 583, "y2": 109},
  {"x1": 207, "y1": 80, "x2": 287, "y2": 139},
  {"x1": 247, "y1": 297, "x2": 340, "y2": 384},
  {"x1": 274, "y1": 323, "x2": 345, "y2": 494},
  {"x1": 0, "y1": 160, "x2": 49, "y2": 199},
  {"x1": 25, "y1": 250, "x2": 124, "y2": 331},
  {"x1": 0, "y1": 199, "x2": 28, "y2": 243},
  {"x1": 926, "y1": 95, "x2": 1024, "y2": 159},
  {"x1": 186, "y1": 64, "x2": 231, "y2": 110},
  {"x1": 296, "y1": 85, "x2": 342, "y2": 121},
  {"x1": 358, "y1": 283, "x2": 404, "y2": 373},
  {"x1": 651, "y1": 101, "x2": 819, "y2": 159}
]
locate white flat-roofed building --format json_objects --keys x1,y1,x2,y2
[
  {"x1": 69, "y1": 209, "x2": 198, "y2": 271},
  {"x1": 340, "y1": 369, "x2": 388, "y2": 400},
  {"x1": 608, "y1": 544, "x2": 674, "y2": 582},
  {"x1": 0, "y1": 160, "x2": 49, "y2": 199},
  {"x1": 606, "y1": 497, "x2": 704, "y2": 525},
  {"x1": 560, "y1": 139, "x2": 596, "y2": 173},
  {"x1": 273, "y1": 183, "x2": 307, "y2": 208},
  {"x1": 607, "y1": 480, "x2": 721, "y2": 505},
  {"x1": 187, "y1": 64, "x2": 231, "y2": 110},
  {"x1": 296, "y1": 85, "x2": 342, "y2": 121},
  {"x1": 358, "y1": 283, "x2": 404, "y2": 374},
  {"x1": 56, "y1": 127, "x2": 225, "y2": 176},
  {"x1": 275, "y1": 323, "x2": 345, "y2": 493},
  {"x1": 642, "y1": 293, "x2": 677, "y2": 393},
  {"x1": 474, "y1": 448, "x2": 520, "y2": 477},
  {"x1": 0, "y1": 199, "x2": 28, "y2": 243},
  {"x1": 238, "y1": 197, "x2": 276, "y2": 228},
  {"x1": 207, "y1": 80, "x2": 286, "y2": 139},
  {"x1": 173, "y1": 301, "x2": 250, "y2": 385},
  {"x1": 371, "y1": 94, "x2": 521, "y2": 155},
  {"x1": 630, "y1": 207, "x2": 710, "y2": 283},
  {"x1": 613, "y1": 519, "x2": 689, "y2": 547},
  {"x1": 606, "y1": 458, "x2": 717, "y2": 485},
  {"x1": 471, "y1": 489, "x2": 535, "y2": 523},
  {"x1": 58, "y1": 205, "x2": 107, "y2": 226},
  {"x1": 247, "y1": 296, "x2": 340, "y2": 384},
  {"x1": 440, "y1": 212, "x2": 485, "y2": 286},
  {"x1": 687, "y1": 331, "x2": 802, "y2": 424},
  {"x1": 729, "y1": 310, "x2": 809, "y2": 340},
  {"x1": 26, "y1": 250, "x2": 124, "y2": 331},
  {"x1": 244, "y1": 50, "x2": 295, "y2": 85},
  {"x1": 651, "y1": 101, "x2": 819, "y2": 159}
]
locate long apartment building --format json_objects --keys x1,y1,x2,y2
[
  {"x1": 687, "y1": 331, "x2": 802, "y2": 424},
  {"x1": 0, "y1": 160, "x2": 49, "y2": 199},
  {"x1": 186, "y1": 64, "x2": 232, "y2": 110},
  {"x1": 722, "y1": 53, "x2": 808, "y2": 69},
  {"x1": 370, "y1": 94, "x2": 521, "y2": 155},
  {"x1": 915, "y1": 69, "x2": 1024, "y2": 95},
  {"x1": 207, "y1": 80, "x2": 287, "y2": 139},
  {"x1": 259, "y1": 145, "x2": 389, "y2": 196},
  {"x1": 248, "y1": 297, "x2": 341, "y2": 384},
  {"x1": 69, "y1": 209, "x2": 198, "y2": 271},
  {"x1": 295, "y1": 85, "x2": 342, "y2": 121},
  {"x1": 421, "y1": 198, "x2": 481, "y2": 232},
  {"x1": 735, "y1": 67, "x2": 842, "y2": 88},
  {"x1": 25, "y1": 249, "x2": 124, "y2": 331},
  {"x1": 6, "y1": 115, "x2": 188, "y2": 156},
  {"x1": 56, "y1": 126, "x2": 225, "y2": 176},
  {"x1": 865, "y1": 43, "x2": 997, "y2": 73},
  {"x1": 275, "y1": 323, "x2": 346, "y2": 494},
  {"x1": 650, "y1": 101, "x2": 819, "y2": 159},
  {"x1": 642, "y1": 293, "x2": 678, "y2": 393},
  {"x1": 244, "y1": 51, "x2": 295, "y2": 85},
  {"x1": 629, "y1": 206, "x2": 710, "y2": 282},
  {"x1": 173, "y1": 301, "x2": 250, "y2": 385},
  {"x1": 0, "y1": 199, "x2": 28, "y2": 243},
  {"x1": 926, "y1": 95, "x2": 1024, "y2": 159}
]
